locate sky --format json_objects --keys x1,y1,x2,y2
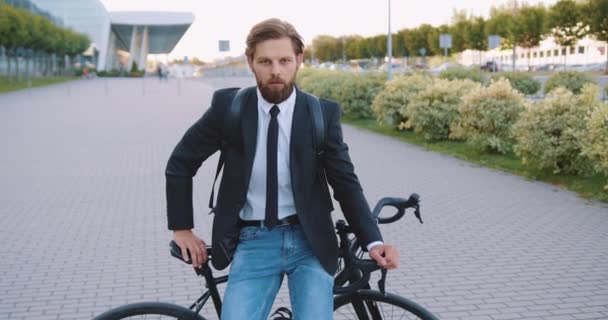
[{"x1": 99, "y1": 0, "x2": 557, "y2": 62}]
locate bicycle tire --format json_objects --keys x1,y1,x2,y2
[
  {"x1": 93, "y1": 302, "x2": 206, "y2": 320},
  {"x1": 334, "y1": 289, "x2": 439, "y2": 320}
]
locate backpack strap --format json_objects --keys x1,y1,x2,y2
[
  {"x1": 208, "y1": 87, "x2": 254, "y2": 213},
  {"x1": 303, "y1": 92, "x2": 326, "y2": 157}
]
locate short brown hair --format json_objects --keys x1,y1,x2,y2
[{"x1": 245, "y1": 18, "x2": 304, "y2": 58}]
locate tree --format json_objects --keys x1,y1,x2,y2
[
  {"x1": 449, "y1": 9, "x2": 473, "y2": 53},
  {"x1": 582, "y1": 0, "x2": 608, "y2": 72},
  {"x1": 512, "y1": 5, "x2": 547, "y2": 70},
  {"x1": 2, "y1": 5, "x2": 27, "y2": 81},
  {"x1": 406, "y1": 27, "x2": 429, "y2": 58},
  {"x1": 344, "y1": 35, "x2": 365, "y2": 60},
  {"x1": 466, "y1": 17, "x2": 487, "y2": 64},
  {"x1": 311, "y1": 35, "x2": 339, "y2": 62},
  {"x1": 548, "y1": 0, "x2": 588, "y2": 67},
  {"x1": 487, "y1": 1, "x2": 523, "y2": 70}
]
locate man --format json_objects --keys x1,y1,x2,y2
[{"x1": 165, "y1": 18, "x2": 399, "y2": 319}]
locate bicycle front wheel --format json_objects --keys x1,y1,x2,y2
[
  {"x1": 93, "y1": 302, "x2": 206, "y2": 320},
  {"x1": 334, "y1": 290, "x2": 439, "y2": 320}
]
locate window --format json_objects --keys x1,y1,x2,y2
[
  {"x1": 533, "y1": 52, "x2": 537, "y2": 58},
  {"x1": 547, "y1": 50, "x2": 551, "y2": 57},
  {"x1": 562, "y1": 48, "x2": 567, "y2": 56},
  {"x1": 578, "y1": 46, "x2": 584, "y2": 54},
  {"x1": 570, "y1": 47, "x2": 575, "y2": 54},
  {"x1": 521, "y1": 53, "x2": 525, "y2": 59},
  {"x1": 540, "y1": 51, "x2": 544, "y2": 58},
  {"x1": 527, "y1": 52, "x2": 531, "y2": 58},
  {"x1": 554, "y1": 49, "x2": 559, "y2": 56}
]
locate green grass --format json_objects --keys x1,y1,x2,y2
[
  {"x1": 345, "y1": 118, "x2": 608, "y2": 202},
  {"x1": 0, "y1": 77, "x2": 78, "y2": 94}
]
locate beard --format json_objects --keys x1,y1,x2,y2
[{"x1": 255, "y1": 72, "x2": 296, "y2": 104}]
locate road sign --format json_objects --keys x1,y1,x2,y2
[
  {"x1": 439, "y1": 34, "x2": 452, "y2": 49},
  {"x1": 219, "y1": 40, "x2": 230, "y2": 52},
  {"x1": 488, "y1": 35, "x2": 501, "y2": 50}
]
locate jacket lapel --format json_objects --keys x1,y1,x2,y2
[
  {"x1": 290, "y1": 87, "x2": 310, "y2": 195},
  {"x1": 242, "y1": 88, "x2": 258, "y2": 188}
]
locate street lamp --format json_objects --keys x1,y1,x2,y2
[{"x1": 387, "y1": 0, "x2": 393, "y2": 80}]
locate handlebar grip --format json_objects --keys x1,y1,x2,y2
[
  {"x1": 373, "y1": 193, "x2": 421, "y2": 224},
  {"x1": 170, "y1": 240, "x2": 212, "y2": 264}
]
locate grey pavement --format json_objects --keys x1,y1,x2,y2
[{"x1": 0, "y1": 77, "x2": 607, "y2": 320}]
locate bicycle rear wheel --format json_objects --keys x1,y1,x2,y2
[
  {"x1": 93, "y1": 302, "x2": 206, "y2": 320},
  {"x1": 334, "y1": 290, "x2": 439, "y2": 320}
]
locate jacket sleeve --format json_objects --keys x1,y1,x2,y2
[
  {"x1": 321, "y1": 100, "x2": 383, "y2": 247},
  {"x1": 165, "y1": 89, "x2": 230, "y2": 230}
]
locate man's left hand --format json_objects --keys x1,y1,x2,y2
[{"x1": 369, "y1": 244, "x2": 399, "y2": 269}]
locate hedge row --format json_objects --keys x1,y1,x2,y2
[{"x1": 297, "y1": 68, "x2": 608, "y2": 188}]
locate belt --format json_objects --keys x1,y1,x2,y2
[{"x1": 238, "y1": 215, "x2": 299, "y2": 228}]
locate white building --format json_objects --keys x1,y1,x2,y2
[
  {"x1": 459, "y1": 36, "x2": 607, "y2": 71},
  {"x1": 29, "y1": 0, "x2": 194, "y2": 71}
]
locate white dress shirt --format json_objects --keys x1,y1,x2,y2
[
  {"x1": 239, "y1": 88, "x2": 297, "y2": 221},
  {"x1": 238, "y1": 87, "x2": 383, "y2": 252}
]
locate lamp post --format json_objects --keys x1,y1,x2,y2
[{"x1": 387, "y1": 0, "x2": 393, "y2": 80}]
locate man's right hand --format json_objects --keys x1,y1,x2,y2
[{"x1": 173, "y1": 230, "x2": 207, "y2": 268}]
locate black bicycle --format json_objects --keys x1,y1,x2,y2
[{"x1": 94, "y1": 193, "x2": 439, "y2": 320}]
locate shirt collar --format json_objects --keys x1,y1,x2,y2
[{"x1": 256, "y1": 86, "x2": 297, "y2": 116}]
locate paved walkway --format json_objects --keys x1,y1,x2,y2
[{"x1": 0, "y1": 77, "x2": 607, "y2": 320}]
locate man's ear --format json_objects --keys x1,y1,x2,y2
[{"x1": 296, "y1": 53, "x2": 304, "y2": 66}]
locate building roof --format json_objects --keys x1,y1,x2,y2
[{"x1": 109, "y1": 11, "x2": 194, "y2": 54}]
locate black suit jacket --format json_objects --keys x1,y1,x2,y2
[{"x1": 165, "y1": 86, "x2": 382, "y2": 274}]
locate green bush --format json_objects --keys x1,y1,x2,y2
[
  {"x1": 491, "y1": 72, "x2": 541, "y2": 95},
  {"x1": 439, "y1": 66, "x2": 485, "y2": 84},
  {"x1": 406, "y1": 78, "x2": 481, "y2": 141},
  {"x1": 513, "y1": 84, "x2": 599, "y2": 174},
  {"x1": 297, "y1": 69, "x2": 343, "y2": 102},
  {"x1": 371, "y1": 73, "x2": 433, "y2": 130},
  {"x1": 97, "y1": 69, "x2": 121, "y2": 77},
  {"x1": 337, "y1": 72, "x2": 386, "y2": 119},
  {"x1": 452, "y1": 79, "x2": 526, "y2": 154},
  {"x1": 544, "y1": 71, "x2": 595, "y2": 94},
  {"x1": 297, "y1": 69, "x2": 385, "y2": 119},
  {"x1": 579, "y1": 102, "x2": 608, "y2": 189}
]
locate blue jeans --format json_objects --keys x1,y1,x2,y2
[{"x1": 221, "y1": 224, "x2": 334, "y2": 320}]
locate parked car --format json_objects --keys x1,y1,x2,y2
[
  {"x1": 480, "y1": 61, "x2": 498, "y2": 72},
  {"x1": 379, "y1": 62, "x2": 409, "y2": 73}
]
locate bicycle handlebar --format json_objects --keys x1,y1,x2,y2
[
  {"x1": 334, "y1": 192, "x2": 423, "y2": 295},
  {"x1": 372, "y1": 193, "x2": 422, "y2": 224}
]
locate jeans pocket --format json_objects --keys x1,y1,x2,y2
[{"x1": 239, "y1": 226, "x2": 261, "y2": 241}]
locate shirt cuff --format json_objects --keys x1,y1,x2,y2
[{"x1": 366, "y1": 241, "x2": 384, "y2": 252}]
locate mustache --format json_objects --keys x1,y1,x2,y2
[{"x1": 268, "y1": 77, "x2": 285, "y2": 84}]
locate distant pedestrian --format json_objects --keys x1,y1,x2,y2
[{"x1": 157, "y1": 64, "x2": 163, "y2": 82}]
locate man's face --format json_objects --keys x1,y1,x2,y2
[{"x1": 248, "y1": 37, "x2": 303, "y2": 104}]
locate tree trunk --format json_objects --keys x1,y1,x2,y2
[
  {"x1": 512, "y1": 45, "x2": 516, "y2": 71},
  {"x1": 7, "y1": 52, "x2": 11, "y2": 82},
  {"x1": 15, "y1": 55, "x2": 19, "y2": 82},
  {"x1": 26, "y1": 56, "x2": 30, "y2": 83}
]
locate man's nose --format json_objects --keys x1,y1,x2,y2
[{"x1": 271, "y1": 61, "x2": 281, "y2": 76}]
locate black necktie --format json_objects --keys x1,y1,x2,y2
[{"x1": 265, "y1": 105, "x2": 280, "y2": 229}]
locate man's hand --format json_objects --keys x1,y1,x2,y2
[
  {"x1": 369, "y1": 244, "x2": 399, "y2": 269},
  {"x1": 173, "y1": 230, "x2": 207, "y2": 268}
]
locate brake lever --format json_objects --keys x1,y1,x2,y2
[{"x1": 378, "y1": 268, "x2": 388, "y2": 296}]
